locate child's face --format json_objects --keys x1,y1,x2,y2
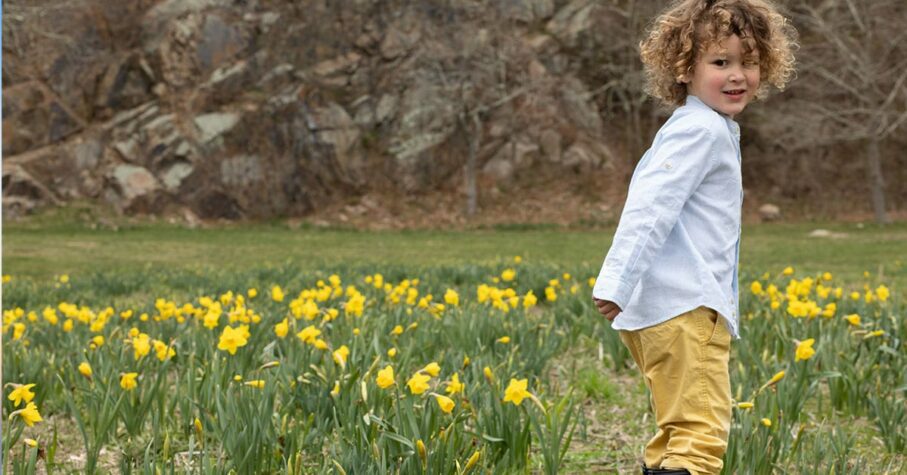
[{"x1": 684, "y1": 34, "x2": 760, "y2": 119}]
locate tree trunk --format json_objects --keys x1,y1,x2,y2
[
  {"x1": 465, "y1": 113, "x2": 482, "y2": 216},
  {"x1": 866, "y1": 137, "x2": 889, "y2": 224}
]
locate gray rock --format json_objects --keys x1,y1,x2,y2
[
  {"x1": 161, "y1": 160, "x2": 195, "y2": 190},
  {"x1": 94, "y1": 53, "x2": 155, "y2": 113},
  {"x1": 220, "y1": 154, "x2": 263, "y2": 187},
  {"x1": 759, "y1": 203, "x2": 781, "y2": 221},
  {"x1": 482, "y1": 155, "x2": 516, "y2": 182},
  {"x1": 194, "y1": 112, "x2": 241, "y2": 143},
  {"x1": 196, "y1": 15, "x2": 247, "y2": 72},
  {"x1": 2, "y1": 82, "x2": 83, "y2": 154},
  {"x1": 539, "y1": 129, "x2": 562, "y2": 162},
  {"x1": 111, "y1": 164, "x2": 160, "y2": 202},
  {"x1": 74, "y1": 138, "x2": 103, "y2": 170}
]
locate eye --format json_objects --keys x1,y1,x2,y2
[{"x1": 712, "y1": 59, "x2": 728, "y2": 67}]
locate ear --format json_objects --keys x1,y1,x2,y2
[{"x1": 677, "y1": 74, "x2": 690, "y2": 84}]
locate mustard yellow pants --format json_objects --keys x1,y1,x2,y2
[{"x1": 619, "y1": 306, "x2": 732, "y2": 475}]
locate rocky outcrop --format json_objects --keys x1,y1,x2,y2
[{"x1": 2, "y1": 0, "x2": 618, "y2": 220}]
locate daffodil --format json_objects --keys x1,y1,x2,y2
[
  {"x1": 737, "y1": 402, "x2": 754, "y2": 409},
  {"x1": 434, "y1": 394, "x2": 455, "y2": 414},
  {"x1": 132, "y1": 333, "x2": 152, "y2": 360},
  {"x1": 296, "y1": 325, "x2": 321, "y2": 344},
  {"x1": 244, "y1": 380, "x2": 265, "y2": 389},
  {"x1": 120, "y1": 373, "x2": 139, "y2": 391},
  {"x1": 387, "y1": 347, "x2": 397, "y2": 358},
  {"x1": 844, "y1": 314, "x2": 861, "y2": 326},
  {"x1": 331, "y1": 381, "x2": 340, "y2": 397},
  {"x1": 444, "y1": 289, "x2": 459, "y2": 306},
  {"x1": 422, "y1": 362, "x2": 441, "y2": 377},
  {"x1": 407, "y1": 372, "x2": 431, "y2": 395},
  {"x1": 271, "y1": 285, "x2": 285, "y2": 302},
  {"x1": 496, "y1": 336, "x2": 511, "y2": 344},
  {"x1": 390, "y1": 325, "x2": 404, "y2": 336},
  {"x1": 218, "y1": 325, "x2": 248, "y2": 355},
  {"x1": 376, "y1": 365, "x2": 395, "y2": 389},
  {"x1": 501, "y1": 269, "x2": 516, "y2": 282},
  {"x1": 7, "y1": 383, "x2": 36, "y2": 407},
  {"x1": 503, "y1": 378, "x2": 530, "y2": 405},
  {"x1": 876, "y1": 285, "x2": 890, "y2": 302},
  {"x1": 333, "y1": 345, "x2": 350, "y2": 367},
  {"x1": 795, "y1": 338, "x2": 816, "y2": 362},
  {"x1": 274, "y1": 318, "x2": 289, "y2": 338},
  {"x1": 446, "y1": 373, "x2": 464, "y2": 395},
  {"x1": 11, "y1": 402, "x2": 42, "y2": 426},
  {"x1": 761, "y1": 418, "x2": 772, "y2": 427},
  {"x1": 78, "y1": 362, "x2": 93, "y2": 379},
  {"x1": 153, "y1": 340, "x2": 176, "y2": 361}
]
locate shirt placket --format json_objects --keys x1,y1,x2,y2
[{"x1": 730, "y1": 121, "x2": 742, "y2": 320}]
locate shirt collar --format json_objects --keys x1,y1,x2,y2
[{"x1": 684, "y1": 95, "x2": 740, "y2": 139}]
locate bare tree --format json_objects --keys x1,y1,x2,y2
[
  {"x1": 769, "y1": 0, "x2": 907, "y2": 223},
  {"x1": 411, "y1": 1, "x2": 553, "y2": 217}
]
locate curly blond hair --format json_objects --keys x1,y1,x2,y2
[{"x1": 640, "y1": 0, "x2": 797, "y2": 107}]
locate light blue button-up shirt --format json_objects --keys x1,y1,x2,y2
[{"x1": 592, "y1": 95, "x2": 742, "y2": 338}]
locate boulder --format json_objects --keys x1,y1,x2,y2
[
  {"x1": 193, "y1": 112, "x2": 241, "y2": 144},
  {"x1": 759, "y1": 203, "x2": 781, "y2": 221},
  {"x1": 94, "y1": 53, "x2": 155, "y2": 115},
  {"x1": 538, "y1": 129, "x2": 562, "y2": 162},
  {"x1": 2, "y1": 82, "x2": 83, "y2": 155},
  {"x1": 106, "y1": 164, "x2": 164, "y2": 213}
]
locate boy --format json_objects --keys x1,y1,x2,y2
[{"x1": 591, "y1": 1, "x2": 796, "y2": 474}]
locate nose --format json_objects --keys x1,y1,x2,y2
[{"x1": 728, "y1": 65, "x2": 744, "y2": 82}]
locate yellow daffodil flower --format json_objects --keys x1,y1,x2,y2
[
  {"x1": 120, "y1": 373, "x2": 139, "y2": 391},
  {"x1": 444, "y1": 289, "x2": 459, "y2": 306},
  {"x1": 296, "y1": 325, "x2": 321, "y2": 344},
  {"x1": 11, "y1": 402, "x2": 42, "y2": 426},
  {"x1": 78, "y1": 362, "x2": 93, "y2": 379},
  {"x1": 503, "y1": 378, "x2": 530, "y2": 406},
  {"x1": 422, "y1": 362, "x2": 441, "y2": 377},
  {"x1": 333, "y1": 345, "x2": 350, "y2": 367},
  {"x1": 376, "y1": 365, "x2": 395, "y2": 389},
  {"x1": 795, "y1": 338, "x2": 816, "y2": 362},
  {"x1": 434, "y1": 394, "x2": 455, "y2": 414},
  {"x1": 7, "y1": 384, "x2": 36, "y2": 407},
  {"x1": 446, "y1": 373, "x2": 464, "y2": 395},
  {"x1": 244, "y1": 380, "x2": 265, "y2": 389},
  {"x1": 215, "y1": 325, "x2": 247, "y2": 354},
  {"x1": 274, "y1": 318, "x2": 289, "y2": 338},
  {"x1": 407, "y1": 372, "x2": 431, "y2": 395}
]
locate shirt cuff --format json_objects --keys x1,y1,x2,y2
[{"x1": 591, "y1": 276, "x2": 634, "y2": 311}]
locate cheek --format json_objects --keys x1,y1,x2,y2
[{"x1": 708, "y1": 74, "x2": 727, "y2": 90}]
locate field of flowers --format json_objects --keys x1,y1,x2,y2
[{"x1": 2, "y1": 258, "x2": 905, "y2": 474}]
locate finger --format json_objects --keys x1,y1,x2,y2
[{"x1": 605, "y1": 308, "x2": 620, "y2": 321}]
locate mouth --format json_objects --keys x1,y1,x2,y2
[{"x1": 723, "y1": 89, "x2": 746, "y2": 97}]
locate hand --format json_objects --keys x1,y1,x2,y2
[{"x1": 593, "y1": 298, "x2": 621, "y2": 322}]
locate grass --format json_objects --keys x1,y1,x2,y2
[{"x1": 4, "y1": 210, "x2": 906, "y2": 289}]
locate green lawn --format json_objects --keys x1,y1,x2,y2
[{"x1": 4, "y1": 212, "x2": 906, "y2": 289}]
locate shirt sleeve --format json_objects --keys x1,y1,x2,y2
[{"x1": 592, "y1": 124, "x2": 717, "y2": 309}]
